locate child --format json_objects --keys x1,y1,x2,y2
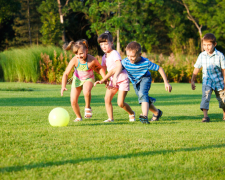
[
  {"x1": 191, "y1": 33, "x2": 225, "y2": 122},
  {"x1": 61, "y1": 39, "x2": 105, "y2": 122},
  {"x1": 96, "y1": 41, "x2": 172, "y2": 124},
  {"x1": 94, "y1": 31, "x2": 135, "y2": 122}
]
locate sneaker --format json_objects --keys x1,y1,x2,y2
[{"x1": 139, "y1": 115, "x2": 150, "y2": 124}]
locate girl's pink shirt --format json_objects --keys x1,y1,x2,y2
[{"x1": 101, "y1": 50, "x2": 128, "y2": 82}]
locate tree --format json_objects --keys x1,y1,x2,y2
[
  {"x1": 69, "y1": 0, "x2": 164, "y2": 52},
  {"x1": 175, "y1": 0, "x2": 217, "y2": 48},
  {"x1": 0, "y1": 0, "x2": 19, "y2": 50},
  {"x1": 13, "y1": 0, "x2": 42, "y2": 46}
]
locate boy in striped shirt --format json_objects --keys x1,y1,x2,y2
[
  {"x1": 191, "y1": 33, "x2": 225, "y2": 122},
  {"x1": 95, "y1": 41, "x2": 172, "y2": 124}
]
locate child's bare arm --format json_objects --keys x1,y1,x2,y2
[
  {"x1": 158, "y1": 66, "x2": 172, "y2": 92},
  {"x1": 191, "y1": 68, "x2": 200, "y2": 90},
  {"x1": 61, "y1": 57, "x2": 76, "y2": 96},
  {"x1": 92, "y1": 59, "x2": 106, "y2": 78},
  {"x1": 222, "y1": 69, "x2": 225, "y2": 90},
  {"x1": 112, "y1": 61, "x2": 123, "y2": 86}
]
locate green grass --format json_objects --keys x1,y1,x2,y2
[{"x1": 0, "y1": 82, "x2": 225, "y2": 179}]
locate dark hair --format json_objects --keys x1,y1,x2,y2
[
  {"x1": 126, "y1": 41, "x2": 142, "y2": 54},
  {"x1": 201, "y1": 33, "x2": 216, "y2": 52},
  {"x1": 202, "y1": 33, "x2": 216, "y2": 44},
  {"x1": 63, "y1": 39, "x2": 88, "y2": 54},
  {"x1": 97, "y1": 31, "x2": 113, "y2": 43}
]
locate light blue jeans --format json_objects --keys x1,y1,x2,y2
[
  {"x1": 200, "y1": 85, "x2": 225, "y2": 110},
  {"x1": 132, "y1": 77, "x2": 156, "y2": 104}
]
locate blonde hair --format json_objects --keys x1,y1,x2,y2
[
  {"x1": 126, "y1": 41, "x2": 142, "y2": 54},
  {"x1": 63, "y1": 39, "x2": 88, "y2": 54}
]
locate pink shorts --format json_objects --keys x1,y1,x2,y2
[{"x1": 109, "y1": 78, "x2": 130, "y2": 91}]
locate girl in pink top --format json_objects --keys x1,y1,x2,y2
[
  {"x1": 95, "y1": 31, "x2": 135, "y2": 122},
  {"x1": 61, "y1": 39, "x2": 105, "y2": 122}
]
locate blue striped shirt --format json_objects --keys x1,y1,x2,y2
[
  {"x1": 121, "y1": 57, "x2": 159, "y2": 84},
  {"x1": 194, "y1": 48, "x2": 225, "y2": 90}
]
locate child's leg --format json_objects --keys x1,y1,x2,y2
[
  {"x1": 82, "y1": 81, "x2": 93, "y2": 109},
  {"x1": 214, "y1": 89, "x2": 225, "y2": 120},
  {"x1": 220, "y1": 108, "x2": 225, "y2": 121},
  {"x1": 200, "y1": 85, "x2": 212, "y2": 118},
  {"x1": 105, "y1": 87, "x2": 118, "y2": 120},
  {"x1": 148, "y1": 103, "x2": 159, "y2": 118},
  {"x1": 117, "y1": 90, "x2": 135, "y2": 115},
  {"x1": 202, "y1": 109, "x2": 208, "y2": 117},
  {"x1": 70, "y1": 87, "x2": 82, "y2": 118}
]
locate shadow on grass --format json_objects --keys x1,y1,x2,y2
[
  {"x1": 1, "y1": 143, "x2": 225, "y2": 173},
  {"x1": 167, "y1": 113, "x2": 224, "y2": 122},
  {"x1": 0, "y1": 94, "x2": 203, "y2": 106}
]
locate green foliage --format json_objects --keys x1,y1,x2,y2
[
  {"x1": 39, "y1": 50, "x2": 73, "y2": 83},
  {"x1": 145, "y1": 53, "x2": 202, "y2": 83},
  {"x1": 38, "y1": 0, "x2": 62, "y2": 45},
  {"x1": 0, "y1": 0, "x2": 19, "y2": 24},
  {"x1": 1, "y1": 83, "x2": 225, "y2": 179}
]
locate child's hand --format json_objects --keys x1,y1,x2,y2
[
  {"x1": 191, "y1": 81, "x2": 196, "y2": 90},
  {"x1": 112, "y1": 77, "x2": 117, "y2": 87},
  {"x1": 61, "y1": 88, "x2": 67, "y2": 96},
  {"x1": 105, "y1": 81, "x2": 109, "y2": 88},
  {"x1": 94, "y1": 81, "x2": 103, "y2": 86},
  {"x1": 165, "y1": 83, "x2": 172, "y2": 92}
]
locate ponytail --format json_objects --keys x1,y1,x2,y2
[{"x1": 63, "y1": 39, "x2": 88, "y2": 54}]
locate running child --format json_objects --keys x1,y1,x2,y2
[
  {"x1": 97, "y1": 41, "x2": 172, "y2": 124},
  {"x1": 94, "y1": 31, "x2": 135, "y2": 122},
  {"x1": 191, "y1": 33, "x2": 225, "y2": 122},
  {"x1": 61, "y1": 39, "x2": 105, "y2": 122}
]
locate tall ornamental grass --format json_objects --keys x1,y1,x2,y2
[
  {"x1": 0, "y1": 46, "x2": 66, "y2": 83},
  {"x1": 0, "y1": 45, "x2": 202, "y2": 83}
]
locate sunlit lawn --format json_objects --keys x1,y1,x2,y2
[{"x1": 0, "y1": 82, "x2": 225, "y2": 179}]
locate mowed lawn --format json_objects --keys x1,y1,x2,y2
[{"x1": 0, "y1": 82, "x2": 225, "y2": 180}]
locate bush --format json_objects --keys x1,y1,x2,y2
[{"x1": 147, "y1": 53, "x2": 202, "y2": 83}]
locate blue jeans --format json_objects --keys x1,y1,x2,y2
[{"x1": 133, "y1": 77, "x2": 156, "y2": 104}]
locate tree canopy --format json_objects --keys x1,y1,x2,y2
[{"x1": 1, "y1": 0, "x2": 225, "y2": 54}]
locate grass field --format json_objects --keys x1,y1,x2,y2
[{"x1": 0, "y1": 82, "x2": 225, "y2": 180}]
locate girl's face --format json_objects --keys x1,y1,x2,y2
[
  {"x1": 76, "y1": 48, "x2": 87, "y2": 60},
  {"x1": 100, "y1": 41, "x2": 113, "y2": 53},
  {"x1": 203, "y1": 40, "x2": 217, "y2": 55}
]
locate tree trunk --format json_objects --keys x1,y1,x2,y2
[
  {"x1": 117, "y1": 29, "x2": 120, "y2": 53},
  {"x1": 181, "y1": 0, "x2": 202, "y2": 47},
  {"x1": 117, "y1": 1, "x2": 121, "y2": 53},
  {"x1": 57, "y1": 0, "x2": 66, "y2": 43},
  {"x1": 27, "y1": 0, "x2": 32, "y2": 45}
]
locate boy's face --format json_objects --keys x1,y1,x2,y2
[
  {"x1": 100, "y1": 41, "x2": 113, "y2": 53},
  {"x1": 126, "y1": 50, "x2": 141, "y2": 64},
  {"x1": 203, "y1": 40, "x2": 217, "y2": 55}
]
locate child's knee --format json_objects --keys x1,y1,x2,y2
[
  {"x1": 117, "y1": 101, "x2": 124, "y2": 108},
  {"x1": 83, "y1": 90, "x2": 90, "y2": 97},
  {"x1": 104, "y1": 96, "x2": 111, "y2": 104},
  {"x1": 70, "y1": 97, "x2": 78, "y2": 105}
]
